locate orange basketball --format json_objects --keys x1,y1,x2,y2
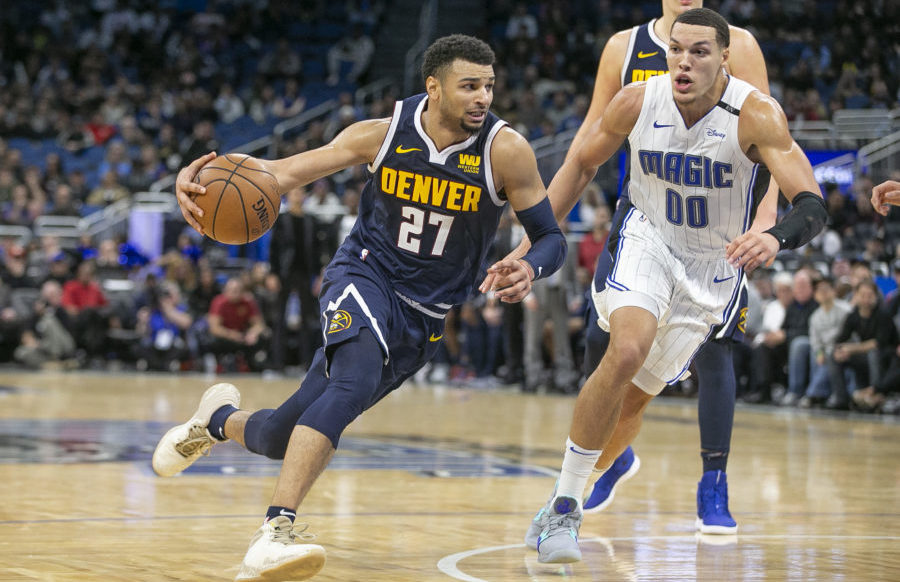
[{"x1": 193, "y1": 153, "x2": 281, "y2": 244}]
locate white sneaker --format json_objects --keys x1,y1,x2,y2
[
  {"x1": 151, "y1": 383, "x2": 241, "y2": 477},
  {"x1": 235, "y1": 516, "x2": 326, "y2": 581}
]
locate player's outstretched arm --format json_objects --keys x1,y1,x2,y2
[
  {"x1": 872, "y1": 180, "x2": 900, "y2": 215},
  {"x1": 265, "y1": 118, "x2": 390, "y2": 192},
  {"x1": 725, "y1": 93, "x2": 827, "y2": 271},
  {"x1": 480, "y1": 128, "x2": 566, "y2": 303}
]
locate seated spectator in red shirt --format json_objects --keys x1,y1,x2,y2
[
  {"x1": 206, "y1": 277, "x2": 270, "y2": 372},
  {"x1": 577, "y1": 205, "x2": 611, "y2": 277},
  {"x1": 62, "y1": 260, "x2": 113, "y2": 360}
]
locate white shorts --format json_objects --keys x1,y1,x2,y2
[{"x1": 593, "y1": 207, "x2": 743, "y2": 395}]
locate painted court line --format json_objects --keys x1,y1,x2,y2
[{"x1": 436, "y1": 534, "x2": 900, "y2": 582}]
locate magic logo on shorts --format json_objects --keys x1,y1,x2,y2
[
  {"x1": 738, "y1": 307, "x2": 747, "y2": 333},
  {"x1": 327, "y1": 310, "x2": 352, "y2": 333}
]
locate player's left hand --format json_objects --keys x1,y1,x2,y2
[
  {"x1": 479, "y1": 258, "x2": 534, "y2": 303},
  {"x1": 725, "y1": 231, "x2": 779, "y2": 272}
]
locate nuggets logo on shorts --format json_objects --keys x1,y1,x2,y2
[
  {"x1": 738, "y1": 306, "x2": 748, "y2": 334},
  {"x1": 327, "y1": 310, "x2": 352, "y2": 334}
]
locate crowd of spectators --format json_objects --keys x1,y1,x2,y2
[{"x1": 0, "y1": 1, "x2": 898, "y2": 415}]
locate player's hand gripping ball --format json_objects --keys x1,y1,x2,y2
[{"x1": 193, "y1": 154, "x2": 281, "y2": 244}]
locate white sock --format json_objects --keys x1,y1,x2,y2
[{"x1": 555, "y1": 437, "x2": 602, "y2": 508}]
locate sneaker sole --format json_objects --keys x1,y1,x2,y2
[
  {"x1": 583, "y1": 454, "x2": 641, "y2": 514},
  {"x1": 151, "y1": 383, "x2": 240, "y2": 477},
  {"x1": 236, "y1": 546, "x2": 326, "y2": 581},
  {"x1": 695, "y1": 517, "x2": 738, "y2": 535},
  {"x1": 538, "y1": 548, "x2": 582, "y2": 564}
]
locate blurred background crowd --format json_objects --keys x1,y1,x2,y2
[{"x1": 0, "y1": 0, "x2": 898, "y2": 414}]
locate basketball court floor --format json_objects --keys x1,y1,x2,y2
[{"x1": 0, "y1": 370, "x2": 897, "y2": 581}]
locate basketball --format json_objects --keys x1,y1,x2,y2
[{"x1": 193, "y1": 153, "x2": 281, "y2": 244}]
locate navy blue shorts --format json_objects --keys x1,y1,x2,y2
[{"x1": 318, "y1": 249, "x2": 446, "y2": 404}]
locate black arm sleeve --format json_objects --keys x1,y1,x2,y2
[
  {"x1": 515, "y1": 197, "x2": 567, "y2": 281},
  {"x1": 763, "y1": 191, "x2": 828, "y2": 250}
]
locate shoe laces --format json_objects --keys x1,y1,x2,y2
[
  {"x1": 545, "y1": 510, "x2": 581, "y2": 537},
  {"x1": 271, "y1": 520, "x2": 317, "y2": 544},
  {"x1": 174, "y1": 423, "x2": 214, "y2": 458}
]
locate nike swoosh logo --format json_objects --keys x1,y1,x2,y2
[
  {"x1": 568, "y1": 446, "x2": 593, "y2": 456},
  {"x1": 713, "y1": 275, "x2": 735, "y2": 283},
  {"x1": 429, "y1": 333, "x2": 443, "y2": 342},
  {"x1": 637, "y1": 51, "x2": 658, "y2": 59},
  {"x1": 653, "y1": 121, "x2": 674, "y2": 128},
  {"x1": 395, "y1": 145, "x2": 422, "y2": 154},
  {"x1": 279, "y1": 509, "x2": 296, "y2": 517}
]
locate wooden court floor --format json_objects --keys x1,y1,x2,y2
[{"x1": 0, "y1": 370, "x2": 897, "y2": 581}]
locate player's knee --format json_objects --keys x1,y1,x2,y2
[
  {"x1": 606, "y1": 338, "x2": 650, "y2": 379},
  {"x1": 244, "y1": 408, "x2": 292, "y2": 460},
  {"x1": 300, "y1": 387, "x2": 371, "y2": 448}
]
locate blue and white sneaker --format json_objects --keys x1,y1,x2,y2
[
  {"x1": 536, "y1": 496, "x2": 583, "y2": 563},
  {"x1": 696, "y1": 470, "x2": 738, "y2": 534},
  {"x1": 525, "y1": 501, "x2": 549, "y2": 550},
  {"x1": 583, "y1": 446, "x2": 641, "y2": 513}
]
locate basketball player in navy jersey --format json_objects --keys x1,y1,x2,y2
[
  {"x1": 558, "y1": 0, "x2": 779, "y2": 536},
  {"x1": 152, "y1": 35, "x2": 566, "y2": 581},
  {"x1": 518, "y1": 9, "x2": 827, "y2": 563}
]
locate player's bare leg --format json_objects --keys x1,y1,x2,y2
[
  {"x1": 533, "y1": 306, "x2": 657, "y2": 563},
  {"x1": 236, "y1": 425, "x2": 333, "y2": 581}
]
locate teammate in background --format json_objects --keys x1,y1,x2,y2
[
  {"x1": 519, "y1": 9, "x2": 827, "y2": 563},
  {"x1": 872, "y1": 179, "x2": 900, "y2": 214},
  {"x1": 153, "y1": 35, "x2": 566, "y2": 581},
  {"x1": 569, "y1": 0, "x2": 778, "y2": 533}
]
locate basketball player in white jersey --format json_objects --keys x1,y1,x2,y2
[
  {"x1": 522, "y1": 8, "x2": 828, "y2": 563},
  {"x1": 565, "y1": 0, "x2": 780, "y2": 535}
]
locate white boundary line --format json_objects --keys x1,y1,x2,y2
[{"x1": 437, "y1": 534, "x2": 900, "y2": 581}]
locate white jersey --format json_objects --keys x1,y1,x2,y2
[{"x1": 626, "y1": 73, "x2": 761, "y2": 259}]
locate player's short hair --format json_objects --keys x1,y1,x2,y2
[
  {"x1": 422, "y1": 34, "x2": 495, "y2": 83},
  {"x1": 673, "y1": 7, "x2": 730, "y2": 48}
]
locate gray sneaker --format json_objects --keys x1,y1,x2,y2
[
  {"x1": 524, "y1": 501, "x2": 550, "y2": 549},
  {"x1": 537, "y1": 496, "x2": 583, "y2": 563}
]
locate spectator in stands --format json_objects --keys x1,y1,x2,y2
[
  {"x1": 179, "y1": 119, "x2": 220, "y2": 170},
  {"x1": 577, "y1": 204, "x2": 611, "y2": 278},
  {"x1": 98, "y1": 140, "x2": 133, "y2": 181},
  {"x1": 249, "y1": 83, "x2": 277, "y2": 125},
  {"x1": 14, "y1": 280, "x2": 75, "y2": 369},
  {"x1": 206, "y1": 277, "x2": 270, "y2": 372},
  {"x1": 3, "y1": 184, "x2": 38, "y2": 226},
  {"x1": 522, "y1": 235, "x2": 579, "y2": 393},
  {"x1": 799, "y1": 276, "x2": 851, "y2": 408},
  {"x1": 303, "y1": 178, "x2": 341, "y2": 220},
  {"x1": 506, "y1": 2, "x2": 538, "y2": 39},
  {"x1": 269, "y1": 186, "x2": 335, "y2": 372},
  {"x1": 272, "y1": 79, "x2": 306, "y2": 119},
  {"x1": 0, "y1": 168, "x2": 18, "y2": 205},
  {"x1": 259, "y1": 39, "x2": 303, "y2": 83},
  {"x1": 213, "y1": 83, "x2": 246, "y2": 125},
  {"x1": 2, "y1": 244, "x2": 36, "y2": 288},
  {"x1": 41, "y1": 252, "x2": 73, "y2": 286},
  {"x1": 134, "y1": 280, "x2": 194, "y2": 372},
  {"x1": 828, "y1": 279, "x2": 895, "y2": 409},
  {"x1": 47, "y1": 184, "x2": 81, "y2": 217},
  {"x1": 744, "y1": 271, "x2": 794, "y2": 403},
  {"x1": 189, "y1": 263, "x2": 220, "y2": 317},
  {"x1": 86, "y1": 170, "x2": 130, "y2": 207},
  {"x1": 67, "y1": 169, "x2": 90, "y2": 204},
  {"x1": 61, "y1": 259, "x2": 112, "y2": 360},
  {"x1": 459, "y1": 296, "x2": 503, "y2": 386},
  {"x1": 127, "y1": 144, "x2": 167, "y2": 192},
  {"x1": 326, "y1": 24, "x2": 374, "y2": 85}
]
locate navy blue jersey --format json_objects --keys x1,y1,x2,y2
[
  {"x1": 621, "y1": 19, "x2": 668, "y2": 87},
  {"x1": 342, "y1": 94, "x2": 509, "y2": 312}
]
